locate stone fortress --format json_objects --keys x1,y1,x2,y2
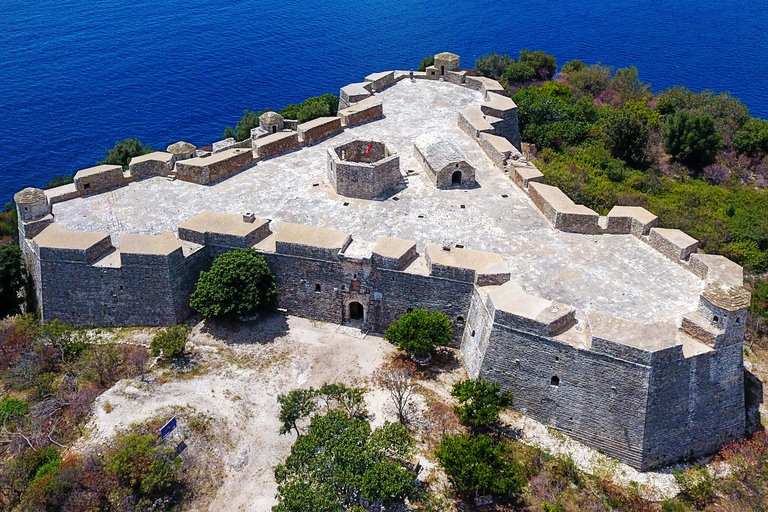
[{"x1": 15, "y1": 52, "x2": 750, "y2": 471}]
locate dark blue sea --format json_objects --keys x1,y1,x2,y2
[{"x1": 1, "y1": 0, "x2": 766, "y2": 202}]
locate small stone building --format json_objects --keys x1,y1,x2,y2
[
  {"x1": 327, "y1": 139, "x2": 400, "y2": 199},
  {"x1": 432, "y1": 52, "x2": 460, "y2": 76},
  {"x1": 414, "y1": 133, "x2": 476, "y2": 189},
  {"x1": 259, "y1": 111, "x2": 285, "y2": 134}
]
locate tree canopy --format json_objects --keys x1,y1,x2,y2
[
  {"x1": 98, "y1": 138, "x2": 151, "y2": 169},
  {"x1": 190, "y1": 248, "x2": 277, "y2": 319},
  {"x1": 451, "y1": 378, "x2": 513, "y2": 428},
  {"x1": 273, "y1": 410, "x2": 416, "y2": 511},
  {"x1": 0, "y1": 244, "x2": 29, "y2": 319},
  {"x1": 383, "y1": 308, "x2": 452, "y2": 358},
  {"x1": 150, "y1": 324, "x2": 191, "y2": 360},
  {"x1": 663, "y1": 110, "x2": 722, "y2": 168}
]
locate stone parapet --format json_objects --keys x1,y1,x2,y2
[
  {"x1": 488, "y1": 280, "x2": 576, "y2": 337},
  {"x1": 338, "y1": 96, "x2": 383, "y2": 127},
  {"x1": 253, "y1": 132, "x2": 301, "y2": 159},
  {"x1": 128, "y1": 151, "x2": 175, "y2": 179},
  {"x1": 511, "y1": 164, "x2": 544, "y2": 190},
  {"x1": 364, "y1": 71, "x2": 395, "y2": 92},
  {"x1": 606, "y1": 206, "x2": 658, "y2": 237},
  {"x1": 174, "y1": 147, "x2": 253, "y2": 184},
  {"x1": 34, "y1": 223, "x2": 114, "y2": 264},
  {"x1": 478, "y1": 133, "x2": 517, "y2": 169},
  {"x1": 298, "y1": 116, "x2": 343, "y2": 146},
  {"x1": 271, "y1": 222, "x2": 351, "y2": 261},
  {"x1": 74, "y1": 164, "x2": 125, "y2": 194},
  {"x1": 339, "y1": 82, "x2": 373, "y2": 110},
  {"x1": 371, "y1": 237, "x2": 417, "y2": 270},
  {"x1": 425, "y1": 244, "x2": 509, "y2": 285},
  {"x1": 458, "y1": 105, "x2": 498, "y2": 139},
  {"x1": 178, "y1": 211, "x2": 271, "y2": 250},
  {"x1": 689, "y1": 253, "x2": 744, "y2": 287},
  {"x1": 648, "y1": 228, "x2": 698, "y2": 262},
  {"x1": 528, "y1": 182, "x2": 600, "y2": 234}
]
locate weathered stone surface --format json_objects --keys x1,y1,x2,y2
[
  {"x1": 511, "y1": 164, "x2": 544, "y2": 189},
  {"x1": 259, "y1": 111, "x2": 285, "y2": 134},
  {"x1": 529, "y1": 182, "x2": 600, "y2": 234},
  {"x1": 649, "y1": 228, "x2": 698, "y2": 261},
  {"x1": 74, "y1": 164, "x2": 125, "y2": 194},
  {"x1": 253, "y1": 132, "x2": 301, "y2": 159},
  {"x1": 327, "y1": 139, "x2": 401, "y2": 199},
  {"x1": 689, "y1": 253, "x2": 743, "y2": 287},
  {"x1": 174, "y1": 148, "x2": 254, "y2": 185},
  {"x1": 128, "y1": 151, "x2": 175, "y2": 179},
  {"x1": 166, "y1": 141, "x2": 196, "y2": 160},
  {"x1": 338, "y1": 96, "x2": 383, "y2": 127},
  {"x1": 606, "y1": 206, "x2": 658, "y2": 236},
  {"x1": 298, "y1": 116, "x2": 343, "y2": 146},
  {"x1": 478, "y1": 133, "x2": 517, "y2": 169},
  {"x1": 365, "y1": 71, "x2": 395, "y2": 92},
  {"x1": 414, "y1": 132, "x2": 476, "y2": 189},
  {"x1": 339, "y1": 82, "x2": 373, "y2": 110}
]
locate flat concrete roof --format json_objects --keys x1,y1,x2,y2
[
  {"x1": 372, "y1": 237, "x2": 416, "y2": 260},
  {"x1": 130, "y1": 151, "x2": 174, "y2": 165},
  {"x1": 34, "y1": 223, "x2": 110, "y2": 251},
  {"x1": 51, "y1": 79, "x2": 705, "y2": 323},
  {"x1": 74, "y1": 164, "x2": 121, "y2": 179},
  {"x1": 426, "y1": 244, "x2": 505, "y2": 273},
  {"x1": 273, "y1": 221, "x2": 350, "y2": 250},
  {"x1": 179, "y1": 211, "x2": 269, "y2": 237},
  {"x1": 176, "y1": 147, "x2": 249, "y2": 167},
  {"x1": 119, "y1": 232, "x2": 181, "y2": 255}
]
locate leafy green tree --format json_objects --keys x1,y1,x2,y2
[
  {"x1": 657, "y1": 86, "x2": 750, "y2": 139},
  {"x1": 277, "y1": 388, "x2": 318, "y2": 435},
  {"x1": 474, "y1": 52, "x2": 514, "y2": 80},
  {"x1": 223, "y1": 108, "x2": 271, "y2": 141},
  {"x1": 384, "y1": 308, "x2": 452, "y2": 358},
  {"x1": 280, "y1": 94, "x2": 340, "y2": 123},
  {"x1": 733, "y1": 118, "x2": 768, "y2": 156},
  {"x1": 562, "y1": 62, "x2": 612, "y2": 98},
  {"x1": 417, "y1": 55, "x2": 434, "y2": 72},
  {"x1": 273, "y1": 410, "x2": 416, "y2": 511},
  {"x1": 150, "y1": 324, "x2": 191, "y2": 360},
  {"x1": 435, "y1": 433, "x2": 524, "y2": 496},
  {"x1": 451, "y1": 378, "x2": 512, "y2": 427},
  {"x1": 663, "y1": 111, "x2": 722, "y2": 168},
  {"x1": 317, "y1": 382, "x2": 368, "y2": 419},
  {"x1": 0, "y1": 244, "x2": 29, "y2": 319},
  {"x1": 518, "y1": 49, "x2": 557, "y2": 80},
  {"x1": 601, "y1": 104, "x2": 652, "y2": 167},
  {"x1": 98, "y1": 137, "x2": 151, "y2": 169},
  {"x1": 190, "y1": 248, "x2": 277, "y2": 319},
  {"x1": 502, "y1": 62, "x2": 537, "y2": 85},
  {"x1": 105, "y1": 433, "x2": 181, "y2": 499},
  {"x1": 610, "y1": 65, "x2": 650, "y2": 102},
  {"x1": 513, "y1": 81, "x2": 599, "y2": 150},
  {"x1": 43, "y1": 174, "x2": 75, "y2": 190}
]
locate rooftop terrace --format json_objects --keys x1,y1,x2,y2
[{"x1": 51, "y1": 79, "x2": 704, "y2": 323}]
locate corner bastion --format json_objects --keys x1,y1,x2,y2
[{"x1": 19, "y1": 52, "x2": 750, "y2": 471}]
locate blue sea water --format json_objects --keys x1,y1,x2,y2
[{"x1": 0, "y1": 0, "x2": 766, "y2": 202}]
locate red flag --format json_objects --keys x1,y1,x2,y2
[{"x1": 365, "y1": 142, "x2": 373, "y2": 154}]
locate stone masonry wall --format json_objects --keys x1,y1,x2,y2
[{"x1": 479, "y1": 325, "x2": 651, "y2": 469}]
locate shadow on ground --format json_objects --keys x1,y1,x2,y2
[{"x1": 200, "y1": 312, "x2": 290, "y2": 345}]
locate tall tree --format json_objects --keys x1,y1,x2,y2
[{"x1": 0, "y1": 245, "x2": 28, "y2": 319}]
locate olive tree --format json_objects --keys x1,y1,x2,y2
[
  {"x1": 190, "y1": 248, "x2": 277, "y2": 319},
  {"x1": 383, "y1": 309, "x2": 452, "y2": 359}
]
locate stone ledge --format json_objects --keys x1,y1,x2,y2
[
  {"x1": 528, "y1": 182, "x2": 600, "y2": 234},
  {"x1": 488, "y1": 280, "x2": 575, "y2": 337},
  {"x1": 511, "y1": 165, "x2": 544, "y2": 189},
  {"x1": 648, "y1": 228, "x2": 698, "y2": 261},
  {"x1": 338, "y1": 96, "x2": 383, "y2": 127},
  {"x1": 364, "y1": 71, "x2": 395, "y2": 92},
  {"x1": 481, "y1": 92, "x2": 517, "y2": 119},
  {"x1": 298, "y1": 116, "x2": 343, "y2": 146},
  {"x1": 478, "y1": 133, "x2": 517, "y2": 169},
  {"x1": 458, "y1": 105, "x2": 498, "y2": 139},
  {"x1": 689, "y1": 253, "x2": 744, "y2": 287},
  {"x1": 128, "y1": 151, "x2": 175, "y2": 179},
  {"x1": 606, "y1": 206, "x2": 658, "y2": 237},
  {"x1": 253, "y1": 132, "x2": 301, "y2": 159}
]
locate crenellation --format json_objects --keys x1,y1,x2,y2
[{"x1": 21, "y1": 53, "x2": 749, "y2": 471}]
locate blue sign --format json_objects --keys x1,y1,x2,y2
[{"x1": 160, "y1": 416, "x2": 177, "y2": 441}]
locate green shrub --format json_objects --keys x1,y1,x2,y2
[
  {"x1": 43, "y1": 174, "x2": 75, "y2": 189},
  {"x1": 474, "y1": 52, "x2": 514, "y2": 80},
  {"x1": 721, "y1": 240, "x2": 768, "y2": 272},
  {"x1": 663, "y1": 111, "x2": 722, "y2": 168},
  {"x1": 0, "y1": 396, "x2": 28, "y2": 421},
  {"x1": 733, "y1": 118, "x2": 768, "y2": 156},
  {"x1": 223, "y1": 108, "x2": 271, "y2": 141},
  {"x1": 105, "y1": 433, "x2": 181, "y2": 498},
  {"x1": 502, "y1": 62, "x2": 537, "y2": 84},
  {"x1": 417, "y1": 55, "x2": 434, "y2": 72},
  {"x1": 451, "y1": 378, "x2": 513, "y2": 427},
  {"x1": 280, "y1": 93, "x2": 339, "y2": 123},
  {"x1": 383, "y1": 308, "x2": 452, "y2": 358},
  {"x1": 98, "y1": 137, "x2": 151, "y2": 169},
  {"x1": 563, "y1": 62, "x2": 612, "y2": 98},
  {"x1": 519, "y1": 49, "x2": 557, "y2": 80},
  {"x1": 436, "y1": 433, "x2": 524, "y2": 496},
  {"x1": 150, "y1": 324, "x2": 191, "y2": 359},
  {"x1": 190, "y1": 248, "x2": 277, "y2": 319}
]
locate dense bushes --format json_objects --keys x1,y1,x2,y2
[
  {"x1": 150, "y1": 324, "x2": 191, "y2": 359},
  {"x1": 223, "y1": 108, "x2": 271, "y2": 141},
  {"x1": 98, "y1": 137, "x2": 152, "y2": 169},
  {"x1": 0, "y1": 244, "x2": 30, "y2": 319}
]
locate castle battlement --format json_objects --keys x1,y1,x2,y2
[{"x1": 16, "y1": 52, "x2": 751, "y2": 470}]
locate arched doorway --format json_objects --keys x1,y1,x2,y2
[
  {"x1": 272, "y1": 125, "x2": 277, "y2": 133},
  {"x1": 451, "y1": 171, "x2": 462, "y2": 186},
  {"x1": 349, "y1": 302, "x2": 364, "y2": 320}
]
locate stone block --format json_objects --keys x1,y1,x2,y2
[
  {"x1": 364, "y1": 71, "x2": 395, "y2": 92},
  {"x1": 339, "y1": 82, "x2": 372, "y2": 110},
  {"x1": 371, "y1": 237, "x2": 417, "y2": 270},
  {"x1": 426, "y1": 244, "x2": 509, "y2": 284},
  {"x1": 174, "y1": 147, "x2": 254, "y2": 184},
  {"x1": 338, "y1": 96, "x2": 383, "y2": 127},
  {"x1": 74, "y1": 164, "x2": 125, "y2": 194},
  {"x1": 253, "y1": 131, "x2": 301, "y2": 159},
  {"x1": 689, "y1": 253, "x2": 743, "y2": 287},
  {"x1": 648, "y1": 228, "x2": 698, "y2": 261},
  {"x1": 34, "y1": 223, "x2": 114, "y2": 264},
  {"x1": 458, "y1": 105, "x2": 498, "y2": 139},
  {"x1": 606, "y1": 206, "x2": 658, "y2": 236},
  {"x1": 434, "y1": 52, "x2": 460, "y2": 74},
  {"x1": 511, "y1": 165, "x2": 544, "y2": 190},
  {"x1": 178, "y1": 211, "x2": 271, "y2": 250},
  {"x1": 272, "y1": 222, "x2": 351, "y2": 261},
  {"x1": 128, "y1": 151, "x2": 175, "y2": 179},
  {"x1": 327, "y1": 140, "x2": 400, "y2": 199},
  {"x1": 298, "y1": 116, "x2": 343, "y2": 146},
  {"x1": 478, "y1": 133, "x2": 516, "y2": 169},
  {"x1": 488, "y1": 280, "x2": 575, "y2": 336},
  {"x1": 528, "y1": 182, "x2": 600, "y2": 233}
]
